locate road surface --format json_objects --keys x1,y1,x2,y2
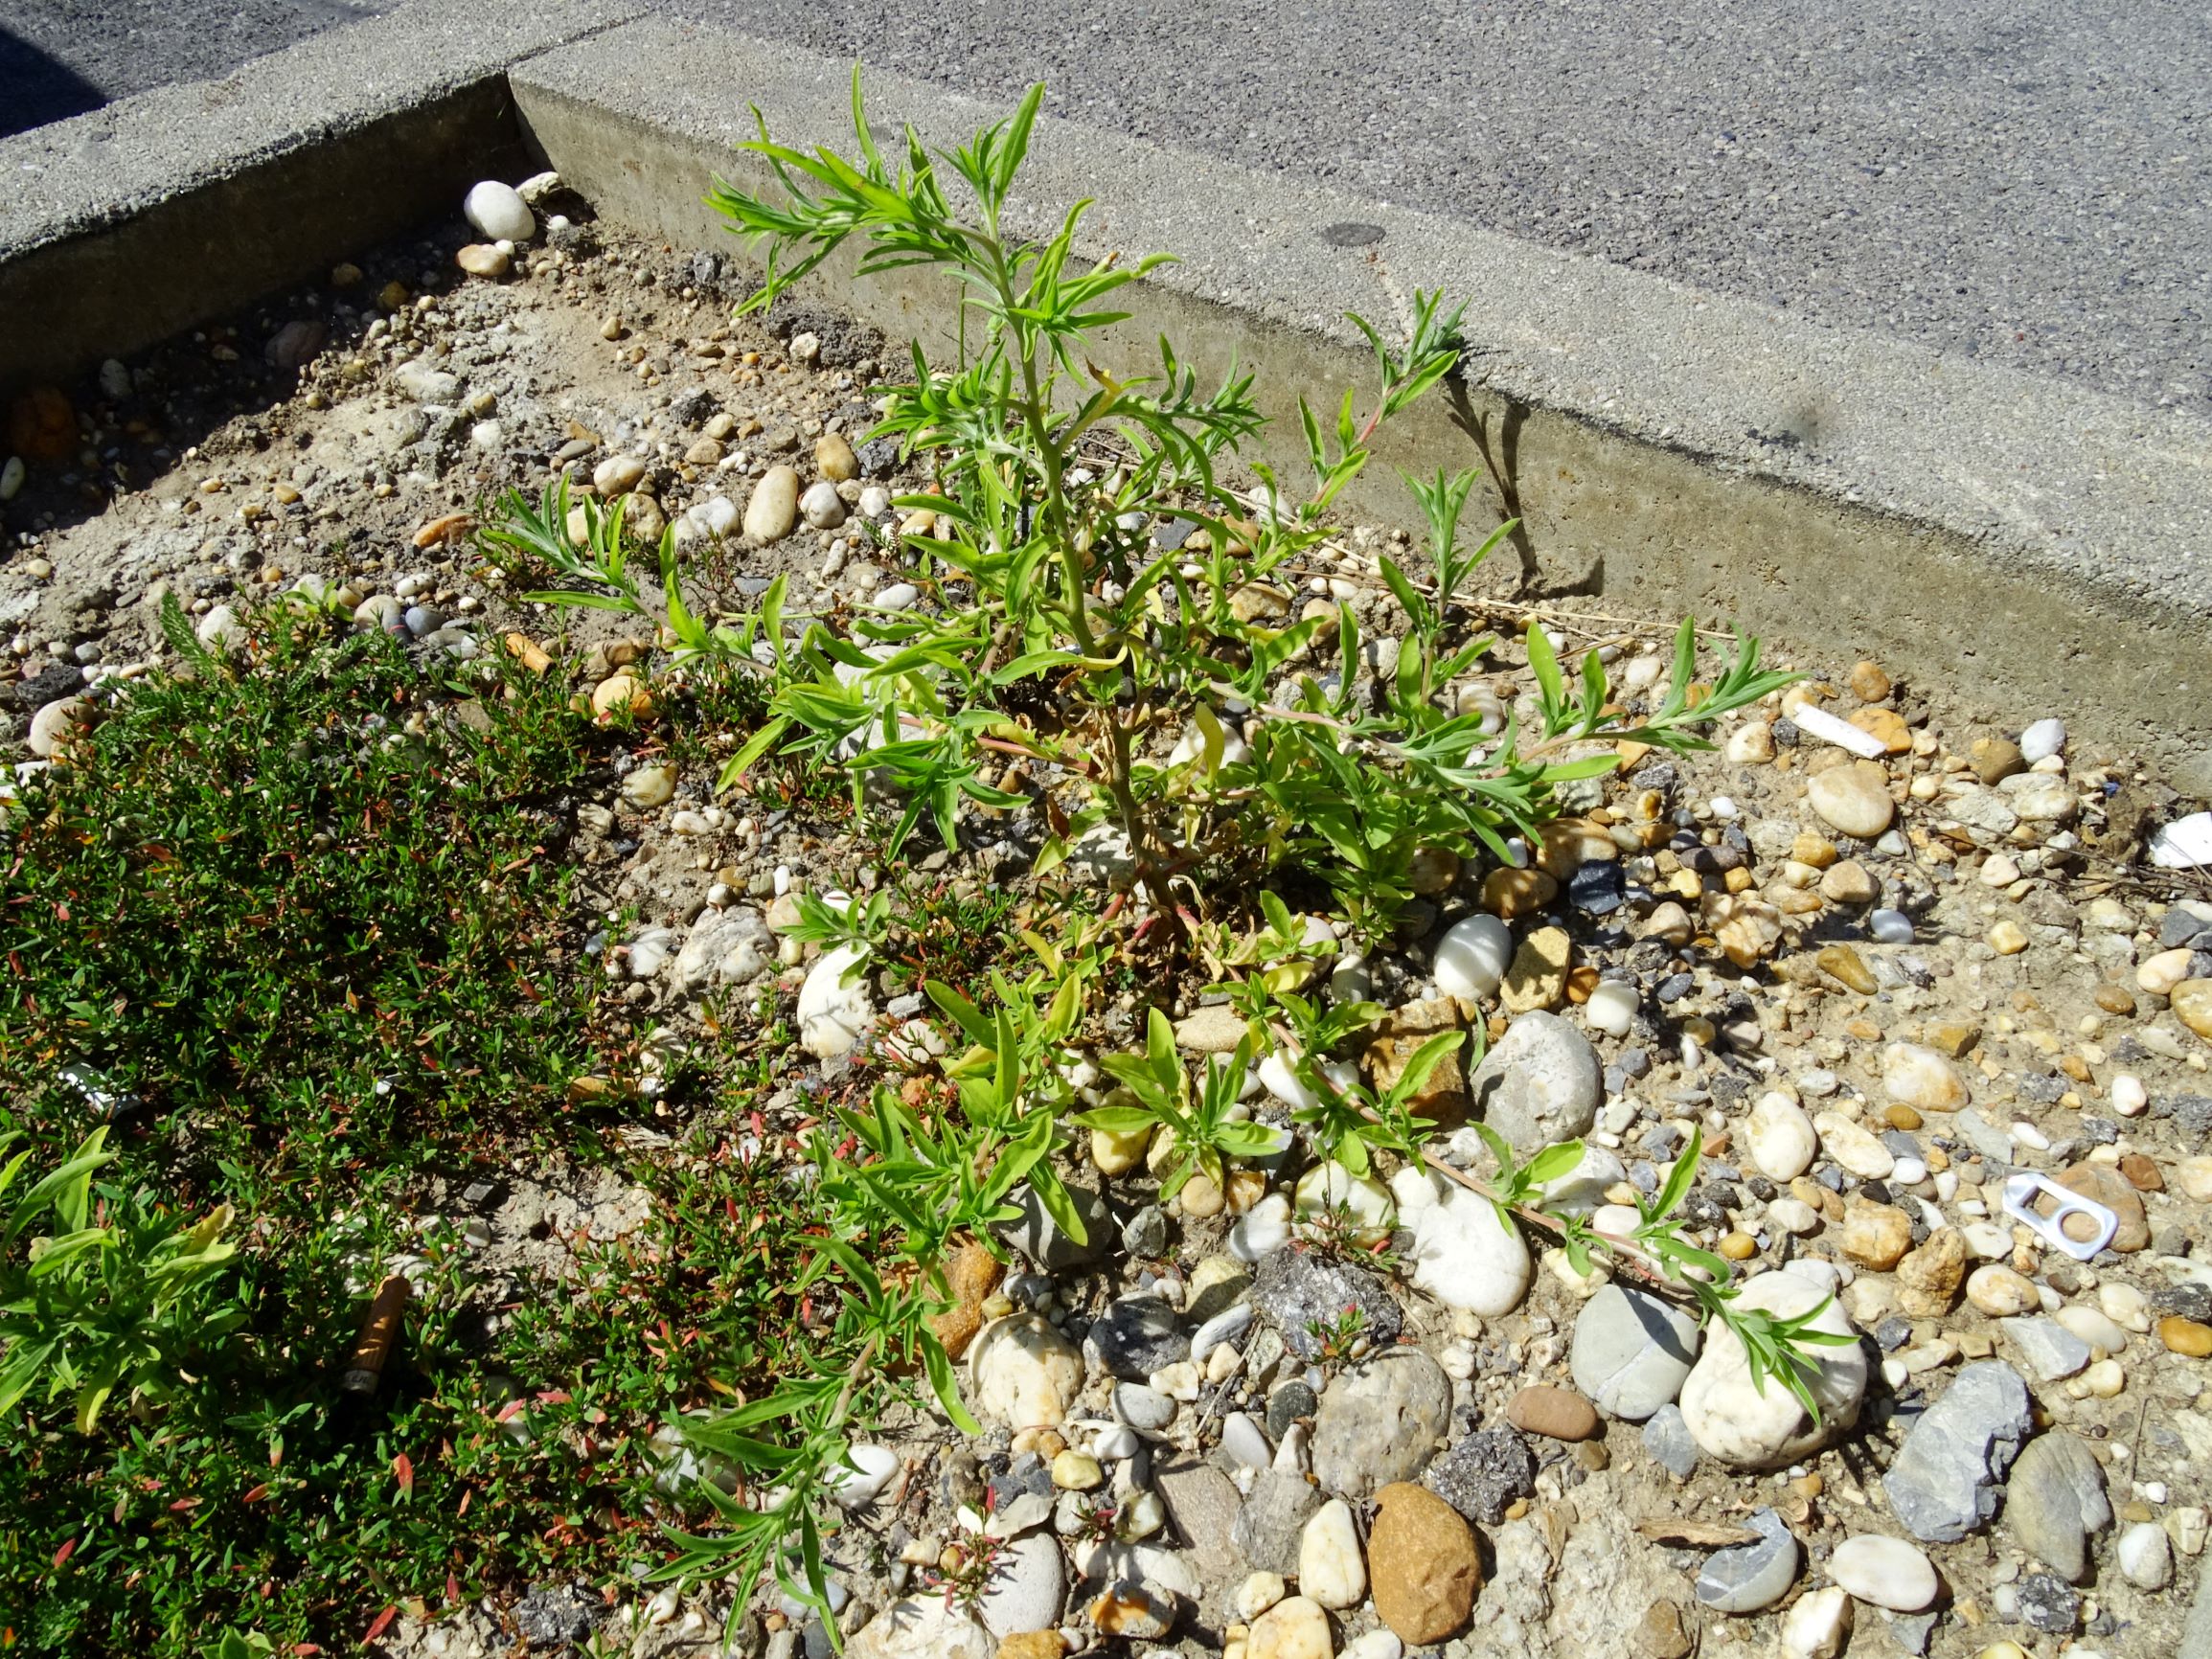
[{"x1": 6, "y1": 0, "x2": 2207, "y2": 412}]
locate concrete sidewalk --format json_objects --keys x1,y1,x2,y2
[{"x1": 10, "y1": 0, "x2": 2209, "y2": 418}]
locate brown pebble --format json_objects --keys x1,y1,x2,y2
[
  {"x1": 2050, "y1": 1163, "x2": 2149, "y2": 1251},
  {"x1": 2160, "y1": 1316, "x2": 2212, "y2": 1358},
  {"x1": 994, "y1": 1634, "x2": 1066, "y2": 1659},
  {"x1": 1816, "y1": 943, "x2": 1880, "y2": 994},
  {"x1": 1818, "y1": 858, "x2": 1880, "y2": 905},
  {"x1": 1573, "y1": 1441, "x2": 1610, "y2": 1472},
  {"x1": 502, "y1": 632, "x2": 553, "y2": 674},
  {"x1": 1482, "y1": 866, "x2": 1560, "y2": 919},
  {"x1": 1369, "y1": 1482, "x2": 1481, "y2": 1645},
  {"x1": 2118, "y1": 1153, "x2": 2164, "y2": 1193},
  {"x1": 1504, "y1": 1385, "x2": 1601, "y2": 1442},
  {"x1": 413, "y1": 511, "x2": 475, "y2": 548},
  {"x1": 1925, "y1": 1021, "x2": 1981, "y2": 1057},
  {"x1": 1885, "y1": 1103, "x2": 1925, "y2": 1131},
  {"x1": 1971, "y1": 736, "x2": 2027, "y2": 784},
  {"x1": 926, "y1": 1239, "x2": 1004, "y2": 1359},
  {"x1": 1849, "y1": 707, "x2": 1912, "y2": 754},
  {"x1": 1848, "y1": 661, "x2": 1893, "y2": 703},
  {"x1": 1719, "y1": 1231, "x2": 1758, "y2": 1261},
  {"x1": 1636, "y1": 1598, "x2": 1695, "y2": 1659},
  {"x1": 2094, "y1": 983, "x2": 2139, "y2": 1016},
  {"x1": 455, "y1": 242, "x2": 510, "y2": 279}
]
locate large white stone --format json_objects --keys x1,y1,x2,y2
[
  {"x1": 1828, "y1": 1534, "x2": 1937, "y2": 1610},
  {"x1": 1246, "y1": 1596, "x2": 1333, "y2": 1659},
  {"x1": 195, "y1": 603, "x2": 245, "y2": 652},
  {"x1": 463, "y1": 179, "x2": 536, "y2": 242},
  {"x1": 28, "y1": 696, "x2": 90, "y2": 758},
  {"x1": 2149, "y1": 811, "x2": 2212, "y2": 870},
  {"x1": 2117, "y1": 1519, "x2": 2173, "y2": 1589},
  {"x1": 1679, "y1": 1271, "x2": 1866, "y2": 1469},
  {"x1": 1293, "y1": 1161, "x2": 1395, "y2": 1238},
  {"x1": 1389, "y1": 1167, "x2": 1532, "y2": 1316},
  {"x1": 1746, "y1": 1091, "x2": 1817, "y2": 1181},
  {"x1": 1260, "y1": 1051, "x2": 1320, "y2": 1112},
  {"x1": 1466, "y1": 1011, "x2": 1601, "y2": 1154},
  {"x1": 1882, "y1": 1042, "x2": 1971, "y2": 1111},
  {"x1": 1813, "y1": 1111, "x2": 1894, "y2": 1180},
  {"x1": 1298, "y1": 1498, "x2": 1367, "y2": 1609},
  {"x1": 672, "y1": 908, "x2": 775, "y2": 996},
  {"x1": 1537, "y1": 1144, "x2": 1625, "y2": 1216},
  {"x1": 1584, "y1": 977, "x2": 1639, "y2": 1036},
  {"x1": 2018, "y1": 718, "x2": 2066, "y2": 763},
  {"x1": 826, "y1": 1444, "x2": 901, "y2": 1511},
  {"x1": 976, "y1": 1531, "x2": 1066, "y2": 1637},
  {"x1": 798, "y1": 943, "x2": 874, "y2": 1057},
  {"x1": 1781, "y1": 1586, "x2": 1852, "y2": 1659},
  {"x1": 847, "y1": 1597, "x2": 993, "y2": 1659},
  {"x1": 1434, "y1": 914, "x2": 1514, "y2": 1001},
  {"x1": 969, "y1": 1313, "x2": 1083, "y2": 1430}
]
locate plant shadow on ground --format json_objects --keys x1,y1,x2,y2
[{"x1": 0, "y1": 603, "x2": 822, "y2": 1655}]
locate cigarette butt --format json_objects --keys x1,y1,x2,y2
[{"x1": 341, "y1": 1274, "x2": 411, "y2": 1395}]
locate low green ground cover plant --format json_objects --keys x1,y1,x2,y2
[{"x1": 0, "y1": 606, "x2": 827, "y2": 1654}]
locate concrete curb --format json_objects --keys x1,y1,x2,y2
[
  {"x1": 2, "y1": 8, "x2": 2207, "y2": 758},
  {"x1": 0, "y1": 0, "x2": 642, "y2": 386},
  {"x1": 508, "y1": 17, "x2": 2211, "y2": 758}
]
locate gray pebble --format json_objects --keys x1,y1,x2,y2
[
  {"x1": 1883, "y1": 1361, "x2": 2032, "y2": 1541},
  {"x1": 1694, "y1": 1507, "x2": 1800, "y2": 1613},
  {"x1": 1642, "y1": 1403, "x2": 1699, "y2": 1480},
  {"x1": 1113, "y1": 1384, "x2": 1176, "y2": 1432},
  {"x1": 1869, "y1": 908, "x2": 1916, "y2": 943}
]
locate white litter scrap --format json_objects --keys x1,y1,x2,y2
[
  {"x1": 1789, "y1": 702, "x2": 1890, "y2": 760},
  {"x1": 2149, "y1": 811, "x2": 2212, "y2": 870}
]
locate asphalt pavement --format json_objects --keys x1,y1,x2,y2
[{"x1": 5, "y1": 0, "x2": 2207, "y2": 414}]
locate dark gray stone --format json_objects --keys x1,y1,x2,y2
[
  {"x1": 2017, "y1": 1572, "x2": 2080, "y2": 1633},
  {"x1": 2155, "y1": 1282, "x2": 2212, "y2": 1324},
  {"x1": 1266, "y1": 1379, "x2": 1318, "y2": 1441},
  {"x1": 1423, "y1": 1427, "x2": 1537, "y2": 1525},
  {"x1": 1250, "y1": 1246, "x2": 1402, "y2": 1362},
  {"x1": 1085, "y1": 1295, "x2": 1188, "y2": 1381},
  {"x1": 1120, "y1": 1204, "x2": 1170, "y2": 1259},
  {"x1": 2159, "y1": 1091, "x2": 2212, "y2": 1142},
  {"x1": 3, "y1": 661, "x2": 83, "y2": 712},
  {"x1": 1882, "y1": 1361, "x2": 2033, "y2": 1541},
  {"x1": 513, "y1": 1583, "x2": 597, "y2": 1649}
]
